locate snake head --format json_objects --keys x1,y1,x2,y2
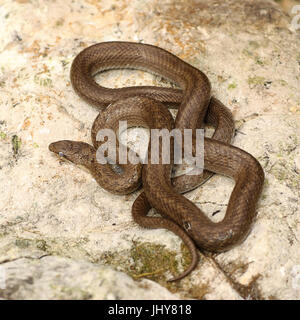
[{"x1": 49, "y1": 140, "x2": 95, "y2": 169}]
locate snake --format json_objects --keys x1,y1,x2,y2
[{"x1": 49, "y1": 42, "x2": 264, "y2": 281}]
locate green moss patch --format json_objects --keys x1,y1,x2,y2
[{"x1": 99, "y1": 240, "x2": 196, "y2": 295}]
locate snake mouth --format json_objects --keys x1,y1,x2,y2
[{"x1": 48, "y1": 142, "x2": 59, "y2": 154}]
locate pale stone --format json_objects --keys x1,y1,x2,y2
[{"x1": 0, "y1": 0, "x2": 299, "y2": 300}]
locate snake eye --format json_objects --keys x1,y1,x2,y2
[
  {"x1": 183, "y1": 221, "x2": 192, "y2": 231},
  {"x1": 58, "y1": 151, "x2": 65, "y2": 157}
]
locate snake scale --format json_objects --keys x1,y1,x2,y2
[{"x1": 49, "y1": 42, "x2": 264, "y2": 281}]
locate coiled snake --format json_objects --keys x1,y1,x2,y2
[{"x1": 49, "y1": 42, "x2": 264, "y2": 281}]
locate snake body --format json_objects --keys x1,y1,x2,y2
[{"x1": 49, "y1": 42, "x2": 264, "y2": 281}]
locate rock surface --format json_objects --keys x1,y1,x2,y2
[{"x1": 0, "y1": 0, "x2": 299, "y2": 299}]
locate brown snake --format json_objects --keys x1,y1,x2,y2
[{"x1": 49, "y1": 42, "x2": 264, "y2": 281}]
